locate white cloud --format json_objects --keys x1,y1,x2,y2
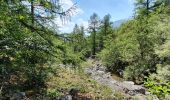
[
  {"x1": 58, "y1": 18, "x2": 88, "y2": 33},
  {"x1": 59, "y1": 0, "x2": 83, "y2": 16},
  {"x1": 77, "y1": 18, "x2": 88, "y2": 29},
  {"x1": 61, "y1": 0, "x2": 73, "y2": 6},
  {"x1": 22, "y1": 0, "x2": 85, "y2": 33},
  {"x1": 54, "y1": 0, "x2": 85, "y2": 33},
  {"x1": 59, "y1": 21, "x2": 75, "y2": 33}
]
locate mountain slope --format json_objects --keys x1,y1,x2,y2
[{"x1": 112, "y1": 19, "x2": 127, "y2": 28}]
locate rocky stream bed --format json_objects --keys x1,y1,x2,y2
[{"x1": 84, "y1": 61, "x2": 159, "y2": 100}]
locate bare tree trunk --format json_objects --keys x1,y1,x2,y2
[
  {"x1": 0, "y1": 85, "x2": 3, "y2": 100},
  {"x1": 31, "y1": 0, "x2": 34, "y2": 30},
  {"x1": 92, "y1": 29, "x2": 96, "y2": 58},
  {"x1": 146, "y1": 0, "x2": 149, "y2": 16}
]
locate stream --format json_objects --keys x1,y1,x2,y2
[
  {"x1": 84, "y1": 61, "x2": 159, "y2": 100},
  {"x1": 111, "y1": 73, "x2": 124, "y2": 82}
]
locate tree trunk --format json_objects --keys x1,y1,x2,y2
[
  {"x1": 31, "y1": 0, "x2": 34, "y2": 31},
  {"x1": 92, "y1": 29, "x2": 96, "y2": 58}
]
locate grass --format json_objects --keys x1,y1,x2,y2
[{"x1": 45, "y1": 60, "x2": 113, "y2": 99}]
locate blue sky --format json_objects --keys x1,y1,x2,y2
[{"x1": 58, "y1": 0, "x2": 135, "y2": 33}]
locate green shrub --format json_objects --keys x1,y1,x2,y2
[
  {"x1": 123, "y1": 59, "x2": 154, "y2": 84},
  {"x1": 144, "y1": 64, "x2": 170, "y2": 99}
]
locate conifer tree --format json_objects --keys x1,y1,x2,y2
[{"x1": 88, "y1": 13, "x2": 100, "y2": 58}]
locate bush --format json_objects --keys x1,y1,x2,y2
[
  {"x1": 144, "y1": 64, "x2": 170, "y2": 99},
  {"x1": 123, "y1": 62, "x2": 148, "y2": 84}
]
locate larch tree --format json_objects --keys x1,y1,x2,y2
[
  {"x1": 99, "y1": 14, "x2": 113, "y2": 50},
  {"x1": 0, "y1": 0, "x2": 77, "y2": 98},
  {"x1": 88, "y1": 13, "x2": 100, "y2": 58}
]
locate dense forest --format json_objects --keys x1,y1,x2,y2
[{"x1": 0, "y1": 0, "x2": 170, "y2": 100}]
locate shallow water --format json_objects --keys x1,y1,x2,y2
[{"x1": 111, "y1": 74, "x2": 124, "y2": 82}]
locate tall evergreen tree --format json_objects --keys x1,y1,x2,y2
[
  {"x1": 99, "y1": 14, "x2": 113, "y2": 50},
  {"x1": 88, "y1": 13, "x2": 100, "y2": 58},
  {"x1": 0, "y1": 0, "x2": 77, "y2": 98}
]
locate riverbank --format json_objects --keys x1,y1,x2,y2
[{"x1": 84, "y1": 60, "x2": 159, "y2": 100}]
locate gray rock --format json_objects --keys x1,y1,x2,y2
[
  {"x1": 59, "y1": 64, "x2": 66, "y2": 68},
  {"x1": 145, "y1": 91, "x2": 151, "y2": 95},
  {"x1": 84, "y1": 62, "x2": 147, "y2": 98},
  {"x1": 60, "y1": 95, "x2": 72, "y2": 100},
  {"x1": 151, "y1": 95, "x2": 159, "y2": 100},
  {"x1": 11, "y1": 92, "x2": 26, "y2": 100},
  {"x1": 133, "y1": 94, "x2": 147, "y2": 100},
  {"x1": 123, "y1": 81, "x2": 135, "y2": 85},
  {"x1": 116, "y1": 69, "x2": 124, "y2": 76},
  {"x1": 165, "y1": 94, "x2": 170, "y2": 100},
  {"x1": 96, "y1": 71, "x2": 105, "y2": 75}
]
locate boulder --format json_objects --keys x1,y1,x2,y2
[
  {"x1": 133, "y1": 94, "x2": 147, "y2": 100},
  {"x1": 59, "y1": 64, "x2": 66, "y2": 68},
  {"x1": 85, "y1": 62, "x2": 148, "y2": 98},
  {"x1": 123, "y1": 81, "x2": 135, "y2": 85},
  {"x1": 59, "y1": 95, "x2": 72, "y2": 100},
  {"x1": 11, "y1": 92, "x2": 26, "y2": 100}
]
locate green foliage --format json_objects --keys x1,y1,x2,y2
[
  {"x1": 1, "y1": 0, "x2": 170, "y2": 99},
  {"x1": 46, "y1": 66, "x2": 113, "y2": 99},
  {"x1": 123, "y1": 61, "x2": 152, "y2": 84},
  {"x1": 88, "y1": 13, "x2": 101, "y2": 57},
  {"x1": 144, "y1": 75, "x2": 170, "y2": 99},
  {"x1": 0, "y1": 0, "x2": 78, "y2": 99},
  {"x1": 60, "y1": 25, "x2": 88, "y2": 67},
  {"x1": 98, "y1": 0, "x2": 170, "y2": 86},
  {"x1": 99, "y1": 20, "x2": 140, "y2": 72},
  {"x1": 143, "y1": 5, "x2": 170, "y2": 98}
]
